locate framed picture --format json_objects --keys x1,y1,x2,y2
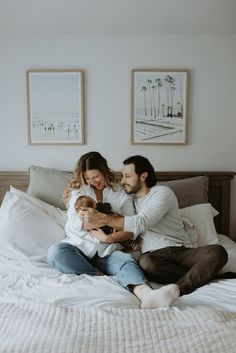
[
  {"x1": 26, "y1": 69, "x2": 85, "y2": 145},
  {"x1": 131, "y1": 69, "x2": 189, "y2": 145}
]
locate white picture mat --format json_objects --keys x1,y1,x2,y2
[{"x1": 26, "y1": 70, "x2": 84, "y2": 145}]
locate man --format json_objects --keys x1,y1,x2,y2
[{"x1": 80, "y1": 155, "x2": 228, "y2": 295}]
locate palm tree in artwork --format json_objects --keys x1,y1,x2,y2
[
  {"x1": 164, "y1": 75, "x2": 170, "y2": 117},
  {"x1": 155, "y1": 78, "x2": 163, "y2": 117},
  {"x1": 170, "y1": 84, "x2": 176, "y2": 117},
  {"x1": 141, "y1": 86, "x2": 147, "y2": 117},
  {"x1": 151, "y1": 85, "x2": 157, "y2": 118},
  {"x1": 147, "y1": 79, "x2": 153, "y2": 117},
  {"x1": 161, "y1": 104, "x2": 165, "y2": 117},
  {"x1": 165, "y1": 75, "x2": 175, "y2": 117},
  {"x1": 178, "y1": 75, "x2": 184, "y2": 118},
  {"x1": 176, "y1": 102, "x2": 181, "y2": 117}
]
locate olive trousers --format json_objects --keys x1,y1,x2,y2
[{"x1": 138, "y1": 244, "x2": 228, "y2": 295}]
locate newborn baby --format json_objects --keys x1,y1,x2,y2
[{"x1": 75, "y1": 195, "x2": 140, "y2": 251}]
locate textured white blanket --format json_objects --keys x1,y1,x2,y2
[{"x1": 1, "y1": 302, "x2": 236, "y2": 353}]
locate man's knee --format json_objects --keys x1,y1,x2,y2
[
  {"x1": 213, "y1": 244, "x2": 228, "y2": 265},
  {"x1": 206, "y1": 244, "x2": 228, "y2": 266}
]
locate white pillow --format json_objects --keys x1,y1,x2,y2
[
  {"x1": 0, "y1": 191, "x2": 66, "y2": 261},
  {"x1": 180, "y1": 203, "x2": 219, "y2": 246},
  {"x1": 218, "y1": 234, "x2": 236, "y2": 273},
  {"x1": 10, "y1": 186, "x2": 67, "y2": 228}
]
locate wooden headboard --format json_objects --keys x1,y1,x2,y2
[{"x1": 0, "y1": 171, "x2": 235, "y2": 236}]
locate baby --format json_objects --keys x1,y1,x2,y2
[
  {"x1": 75, "y1": 195, "x2": 140, "y2": 251},
  {"x1": 75, "y1": 195, "x2": 114, "y2": 235}
]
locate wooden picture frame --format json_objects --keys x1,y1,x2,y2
[
  {"x1": 26, "y1": 69, "x2": 85, "y2": 145},
  {"x1": 131, "y1": 69, "x2": 189, "y2": 145}
]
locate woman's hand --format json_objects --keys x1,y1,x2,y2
[{"x1": 89, "y1": 228, "x2": 110, "y2": 243}]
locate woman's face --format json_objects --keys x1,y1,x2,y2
[{"x1": 83, "y1": 169, "x2": 106, "y2": 190}]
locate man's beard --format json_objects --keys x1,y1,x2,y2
[{"x1": 124, "y1": 180, "x2": 142, "y2": 195}]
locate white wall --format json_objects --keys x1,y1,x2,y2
[{"x1": 0, "y1": 33, "x2": 236, "y2": 237}]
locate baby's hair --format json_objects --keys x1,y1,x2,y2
[{"x1": 74, "y1": 195, "x2": 94, "y2": 212}]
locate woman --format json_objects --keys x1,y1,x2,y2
[{"x1": 47, "y1": 151, "x2": 179, "y2": 309}]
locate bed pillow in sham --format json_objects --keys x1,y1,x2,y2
[
  {"x1": 27, "y1": 165, "x2": 73, "y2": 210},
  {"x1": 0, "y1": 191, "x2": 66, "y2": 261},
  {"x1": 180, "y1": 203, "x2": 219, "y2": 246},
  {"x1": 10, "y1": 186, "x2": 67, "y2": 228},
  {"x1": 159, "y1": 176, "x2": 209, "y2": 209},
  {"x1": 218, "y1": 234, "x2": 236, "y2": 274}
]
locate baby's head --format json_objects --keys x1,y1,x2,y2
[{"x1": 75, "y1": 195, "x2": 96, "y2": 213}]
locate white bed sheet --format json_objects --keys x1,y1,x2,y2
[
  {"x1": 0, "y1": 253, "x2": 235, "y2": 313},
  {"x1": 0, "y1": 256, "x2": 140, "y2": 309},
  {"x1": 1, "y1": 187, "x2": 236, "y2": 314},
  {"x1": 0, "y1": 231, "x2": 235, "y2": 313}
]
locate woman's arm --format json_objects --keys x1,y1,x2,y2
[
  {"x1": 89, "y1": 228, "x2": 133, "y2": 243},
  {"x1": 66, "y1": 191, "x2": 84, "y2": 232}
]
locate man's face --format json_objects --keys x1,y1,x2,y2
[{"x1": 121, "y1": 164, "x2": 142, "y2": 195}]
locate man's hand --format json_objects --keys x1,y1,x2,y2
[
  {"x1": 79, "y1": 207, "x2": 108, "y2": 230},
  {"x1": 89, "y1": 229, "x2": 108, "y2": 243}
]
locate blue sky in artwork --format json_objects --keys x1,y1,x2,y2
[{"x1": 30, "y1": 72, "x2": 81, "y2": 120}]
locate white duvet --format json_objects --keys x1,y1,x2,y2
[
  {"x1": 1, "y1": 245, "x2": 236, "y2": 353},
  {"x1": 0, "y1": 186, "x2": 236, "y2": 312},
  {"x1": 1, "y1": 302, "x2": 236, "y2": 353},
  {"x1": 1, "y1": 188, "x2": 236, "y2": 352},
  {"x1": 0, "y1": 250, "x2": 236, "y2": 313}
]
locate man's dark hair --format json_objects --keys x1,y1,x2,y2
[{"x1": 123, "y1": 155, "x2": 157, "y2": 187}]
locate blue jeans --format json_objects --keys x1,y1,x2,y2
[{"x1": 47, "y1": 242, "x2": 147, "y2": 288}]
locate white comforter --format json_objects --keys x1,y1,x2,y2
[
  {"x1": 1, "y1": 254, "x2": 236, "y2": 312},
  {"x1": 0, "y1": 235, "x2": 236, "y2": 352},
  {"x1": 1, "y1": 301, "x2": 236, "y2": 353},
  {"x1": 1, "y1": 187, "x2": 236, "y2": 352}
]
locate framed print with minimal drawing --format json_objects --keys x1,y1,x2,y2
[
  {"x1": 26, "y1": 69, "x2": 84, "y2": 145},
  {"x1": 131, "y1": 69, "x2": 189, "y2": 145}
]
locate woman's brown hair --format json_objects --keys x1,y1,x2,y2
[{"x1": 63, "y1": 151, "x2": 117, "y2": 202}]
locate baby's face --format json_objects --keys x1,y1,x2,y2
[{"x1": 75, "y1": 196, "x2": 96, "y2": 213}]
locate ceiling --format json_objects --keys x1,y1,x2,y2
[{"x1": 0, "y1": 0, "x2": 236, "y2": 35}]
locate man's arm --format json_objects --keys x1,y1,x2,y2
[
  {"x1": 80, "y1": 187, "x2": 176, "y2": 234},
  {"x1": 89, "y1": 229, "x2": 133, "y2": 243},
  {"x1": 79, "y1": 207, "x2": 125, "y2": 230},
  {"x1": 124, "y1": 188, "x2": 176, "y2": 234}
]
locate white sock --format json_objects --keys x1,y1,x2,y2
[{"x1": 135, "y1": 284, "x2": 180, "y2": 309}]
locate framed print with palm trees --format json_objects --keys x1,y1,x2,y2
[
  {"x1": 131, "y1": 69, "x2": 189, "y2": 145},
  {"x1": 26, "y1": 69, "x2": 85, "y2": 145}
]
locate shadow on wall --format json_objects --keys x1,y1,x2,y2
[{"x1": 230, "y1": 178, "x2": 236, "y2": 241}]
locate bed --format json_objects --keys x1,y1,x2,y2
[{"x1": 0, "y1": 166, "x2": 236, "y2": 353}]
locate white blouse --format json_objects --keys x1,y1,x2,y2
[{"x1": 62, "y1": 184, "x2": 135, "y2": 258}]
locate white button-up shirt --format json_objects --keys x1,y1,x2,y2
[{"x1": 63, "y1": 184, "x2": 135, "y2": 258}]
